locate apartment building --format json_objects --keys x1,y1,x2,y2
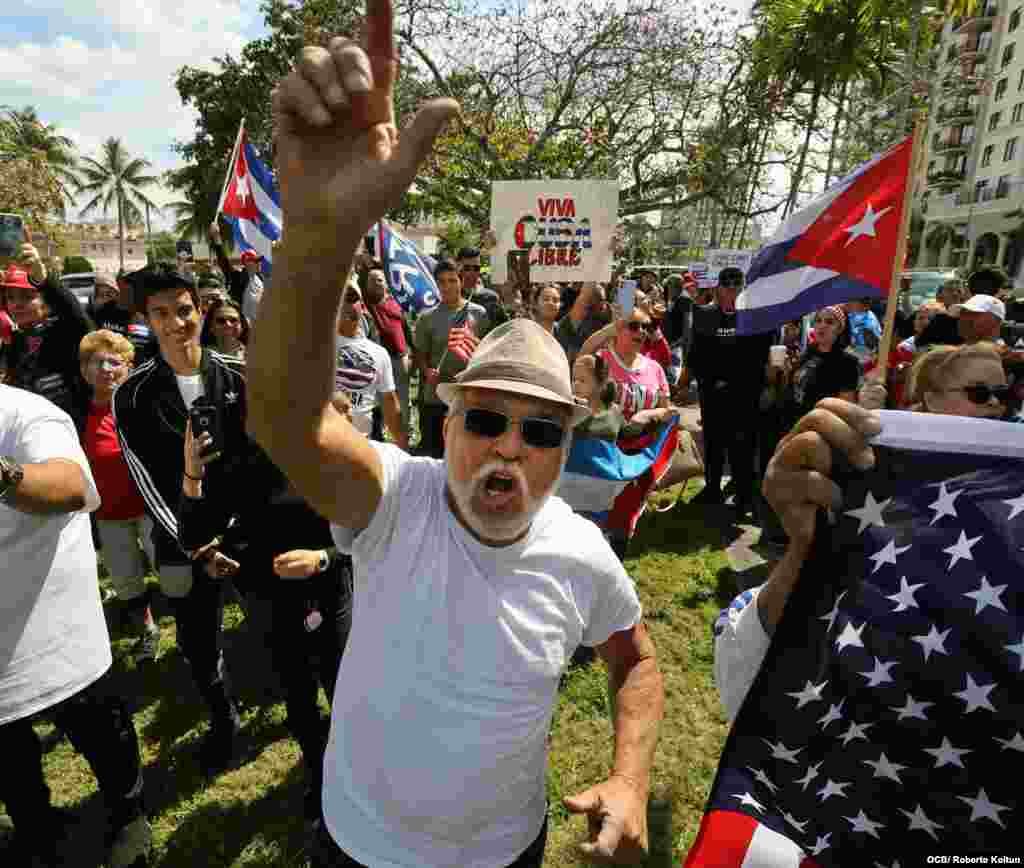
[{"x1": 917, "y1": 2, "x2": 1024, "y2": 282}]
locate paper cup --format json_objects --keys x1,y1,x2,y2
[{"x1": 769, "y1": 345, "x2": 788, "y2": 367}]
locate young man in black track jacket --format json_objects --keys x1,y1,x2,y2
[{"x1": 112, "y1": 262, "x2": 261, "y2": 775}]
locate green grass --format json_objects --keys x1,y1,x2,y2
[{"x1": 12, "y1": 485, "x2": 740, "y2": 867}]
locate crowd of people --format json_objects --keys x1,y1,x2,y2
[{"x1": 3, "y1": 15, "x2": 1024, "y2": 868}]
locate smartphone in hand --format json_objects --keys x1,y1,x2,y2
[
  {"x1": 188, "y1": 399, "x2": 222, "y2": 458},
  {"x1": 0, "y1": 214, "x2": 25, "y2": 266}
]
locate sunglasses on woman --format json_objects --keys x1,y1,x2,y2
[
  {"x1": 215, "y1": 316, "x2": 240, "y2": 326},
  {"x1": 458, "y1": 407, "x2": 567, "y2": 449},
  {"x1": 955, "y1": 384, "x2": 1012, "y2": 405},
  {"x1": 627, "y1": 321, "x2": 656, "y2": 334}
]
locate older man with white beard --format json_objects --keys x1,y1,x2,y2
[{"x1": 246, "y1": 7, "x2": 664, "y2": 866}]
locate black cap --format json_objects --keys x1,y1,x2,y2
[
  {"x1": 124, "y1": 261, "x2": 197, "y2": 312},
  {"x1": 718, "y1": 266, "x2": 744, "y2": 283}
]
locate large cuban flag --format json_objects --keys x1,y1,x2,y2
[
  {"x1": 219, "y1": 124, "x2": 282, "y2": 272},
  {"x1": 558, "y1": 417, "x2": 679, "y2": 540},
  {"x1": 737, "y1": 136, "x2": 914, "y2": 335},
  {"x1": 376, "y1": 221, "x2": 440, "y2": 314}
]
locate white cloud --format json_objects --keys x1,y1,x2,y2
[{"x1": 1, "y1": 1, "x2": 266, "y2": 228}]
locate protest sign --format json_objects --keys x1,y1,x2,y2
[
  {"x1": 491, "y1": 180, "x2": 619, "y2": 283},
  {"x1": 706, "y1": 248, "x2": 754, "y2": 282}
]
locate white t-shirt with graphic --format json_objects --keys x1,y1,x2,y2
[
  {"x1": 326, "y1": 444, "x2": 642, "y2": 868},
  {"x1": 335, "y1": 335, "x2": 396, "y2": 435},
  {"x1": 0, "y1": 385, "x2": 107, "y2": 725}
]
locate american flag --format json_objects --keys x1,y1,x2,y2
[
  {"x1": 445, "y1": 304, "x2": 479, "y2": 364},
  {"x1": 687, "y1": 411, "x2": 1024, "y2": 867}
]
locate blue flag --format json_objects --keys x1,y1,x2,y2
[
  {"x1": 688, "y1": 410, "x2": 1024, "y2": 866},
  {"x1": 376, "y1": 222, "x2": 439, "y2": 313}
]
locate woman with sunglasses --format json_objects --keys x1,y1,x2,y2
[
  {"x1": 200, "y1": 299, "x2": 249, "y2": 360},
  {"x1": 906, "y1": 343, "x2": 1014, "y2": 420}
]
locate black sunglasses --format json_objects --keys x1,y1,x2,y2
[
  {"x1": 461, "y1": 264, "x2": 481, "y2": 272},
  {"x1": 343, "y1": 291, "x2": 362, "y2": 303},
  {"x1": 720, "y1": 278, "x2": 743, "y2": 288},
  {"x1": 957, "y1": 384, "x2": 1011, "y2": 405},
  {"x1": 627, "y1": 320, "x2": 656, "y2": 334},
  {"x1": 461, "y1": 407, "x2": 566, "y2": 449}
]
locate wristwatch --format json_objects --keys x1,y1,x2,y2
[
  {"x1": 317, "y1": 550, "x2": 330, "y2": 573},
  {"x1": 0, "y1": 456, "x2": 25, "y2": 505}
]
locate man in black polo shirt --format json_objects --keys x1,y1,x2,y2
[{"x1": 687, "y1": 266, "x2": 773, "y2": 519}]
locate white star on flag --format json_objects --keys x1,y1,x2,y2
[
  {"x1": 793, "y1": 761, "x2": 822, "y2": 790},
  {"x1": 817, "y1": 778, "x2": 851, "y2": 802},
  {"x1": 747, "y1": 767, "x2": 779, "y2": 794},
  {"x1": 928, "y1": 482, "x2": 962, "y2": 525},
  {"x1": 835, "y1": 620, "x2": 866, "y2": 653},
  {"x1": 781, "y1": 812, "x2": 808, "y2": 833},
  {"x1": 886, "y1": 577, "x2": 925, "y2": 612},
  {"x1": 234, "y1": 173, "x2": 251, "y2": 205},
  {"x1": 1003, "y1": 490, "x2": 1024, "y2": 520},
  {"x1": 900, "y1": 804, "x2": 943, "y2": 841},
  {"x1": 819, "y1": 590, "x2": 847, "y2": 632},
  {"x1": 845, "y1": 491, "x2": 891, "y2": 533},
  {"x1": 994, "y1": 731, "x2": 1024, "y2": 752},
  {"x1": 731, "y1": 791, "x2": 764, "y2": 812},
  {"x1": 817, "y1": 700, "x2": 845, "y2": 729},
  {"x1": 953, "y1": 673, "x2": 997, "y2": 714},
  {"x1": 943, "y1": 530, "x2": 981, "y2": 570},
  {"x1": 863, "y1": 752, "x2": 907, "y2": 784},
  {"x1": 859, "y1": 656, "x2": 898, "y2": 687},
  {"x1": 957, "y1": 788, "x2": 1010, "y2": 828},
  {"x1": 924, "y1": 736, "x2": 972, "y2": 768},
  {"x1": 912, "y1": 624, "x2": 951, "y2": 662},
  {"x1": 809, "y1": 833, "x2": 831, "y2": 856},
  {"x1": 1006, "y1": 633, "x2": 1024, "y2": 671},
  {"x1": 868, "y1": 539, "x2": 912, "y2": 574},
  {"x1": 839, "y1": 720, "x2": 873, "y2": 746},
  {"x1": 963, "y1": 576, "x2": 1008, "y2": 614},
  {"x1": 845, "y1": 808, "x2": 885, "y2": 838},
  {"x1": 761, "y1": 739, "x2": 803, "y2": 763},
  {"x1": 843, "y1": 202, "x2": 894, "y2": 247},
  {"x1": 892, "y1": 694, "x2": 934, "y2": 721},
  {"x1": 786, "y1": 679, "x2": 828, "y2": 709}
]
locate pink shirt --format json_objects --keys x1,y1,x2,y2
[{"x1": 598, "y1": 348, "x2": 669, "y2": 420}]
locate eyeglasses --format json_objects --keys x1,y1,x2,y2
[
  {"x1": 458, "y1": 407, "x2": 567, "y2": 449},
  {"x1": 815, "y1": 317, "x2": 839, "y2": 326},
  {"x1": 720, "y1": 279, "x2": 743, "y2": 289},
  {"x1": 87, "y1": 356, "x2": 128, "y2": 371},
  {"x1": 215, "y1": 317, "x2": 240, "y2": 326},
  {"x1": 460, "y1": 264, "x2": 481, "y2": 272},
  {"x1": 627, "y1": 320, "x2": 656, "y2": 334},
  {"x1": 951, "y1": 384, "x2": 1011, "y2": 405}
]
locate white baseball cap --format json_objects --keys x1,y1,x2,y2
[{"x1": 961, "y1": 294, "x2": 1006, "y2": 320}]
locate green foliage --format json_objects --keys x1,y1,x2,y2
[
  {"x1": 0, "y1": 105, "x2": 81, "y2": 217},
  {"x1": 148, "y1": 231, "x2": 179, "y2": 263},
  {"x1": 63, "y1": 255, "x2": 94, "y2": 274}
]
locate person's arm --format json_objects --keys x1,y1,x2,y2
[
  {"x1": 4, "y1": 458, "x2": 90, "y2": 514},
  {"x1": 247, "y1": 22, "x2": 457, "y2": 532},
  {"x1": 380, "y1": 391, "x2": 407, "y2": 449},
  {"x1": 208, "y1": 222, "x2": 237, "y2": 281},
  {"x1": 566, "y1": 283, "x2": 594, "y2": 326},
  {"x1": 578, "y1": 321, "x2": 617, "y2": 357},
  {"x1": 563, "y1": 621, "x2": 663, "y2": 861}
]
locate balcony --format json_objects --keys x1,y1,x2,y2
[
  {"x1": 927, "y1": 169, "x2": 967, "y2": 188},
  {"x1": 936, "y1": 103, "x2": 977, "y2": 125},
  {"x1": 953, "y1": 5, "x2": 999, "y2": 34},
  {"x1": 934, "y1": 138, "x2": 972, "y2": 154},
  {"x1": 924, "y1": 179, "x2": 1024, "y2": 220}
]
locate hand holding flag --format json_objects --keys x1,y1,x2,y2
[{"x1": 446, "y1": 322, "x2": 480, "y2": 363}]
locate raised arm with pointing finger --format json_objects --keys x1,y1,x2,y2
[{"x1": 247, "y1": 3, "x2": 458, "y2": 530}]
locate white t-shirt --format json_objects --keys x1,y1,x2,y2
[
  {"x1": 176, "y1": 373, "x2": 204, "y2": 409},
  {"x1": 335, "y1": 335, "x2": 396, "y2": 435},
  {"x1": 243, "y1": 273, "x2": 264, "y2": 323},
  {"x1": 0, "y1": 385, "x2": 107, "y2": 725},
  {"x1": 327, "y1": 444, "x2": 642, "y2": 868}
]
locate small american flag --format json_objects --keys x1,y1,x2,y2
[
  {"x1": 686, "y1": 411, "x2": 1024, "y2": 867},
  {"x1": 446, "y1": 305, "x2": 479, "y2": 363}
]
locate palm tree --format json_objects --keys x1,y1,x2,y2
[
  {"x1": 78, "y1": 138, "x2": 161, "y2": 270},
  {"x1": 0, "y1": 105, "x2": 81, "y2": 215}
]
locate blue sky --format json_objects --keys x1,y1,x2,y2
[{"x1": 2, "y1": 0, "x2": 269, "y2": 227}]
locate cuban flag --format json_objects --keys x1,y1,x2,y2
[
  {"x1": 219, "y1": 122, "x2": 282, "y2": 272},
  {"x1": 737, "y1": 136, "x2": 914, "y2": 335},
  {"x1": 685, "y1": 410, "x2": 1024, "y2": 867},
  {"x1": 558, "y1": 416, "x2": 679, "y2": 539},
  {"x1": 376, "y1": 221, "x2": 439, "y2": 313}
]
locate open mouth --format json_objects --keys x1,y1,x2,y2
[{"x1": 481, "y1": 469, "x2": 520, "y2": 508}]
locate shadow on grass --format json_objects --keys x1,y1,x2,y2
[{"x1": 627, "y1": 500, "x2": 740, "y2": 561}]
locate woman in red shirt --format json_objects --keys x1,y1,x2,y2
[{"x1": 79, "y1": 329, "x2": 161, "y2": 664}]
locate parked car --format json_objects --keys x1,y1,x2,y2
[
  {"x1": 901, "y1": 269, "x2": 959, "y2": 311},
  {"x1": 60, "y1": 272, "x2": 96, "y2": 310}
]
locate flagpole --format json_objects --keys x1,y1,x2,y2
[
  {"x1": 216, "y1": 118, "x2": 246, "y2": 216},
  {"x1": 877, "y1": 116, "x2": 927, "y2": 382}
]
